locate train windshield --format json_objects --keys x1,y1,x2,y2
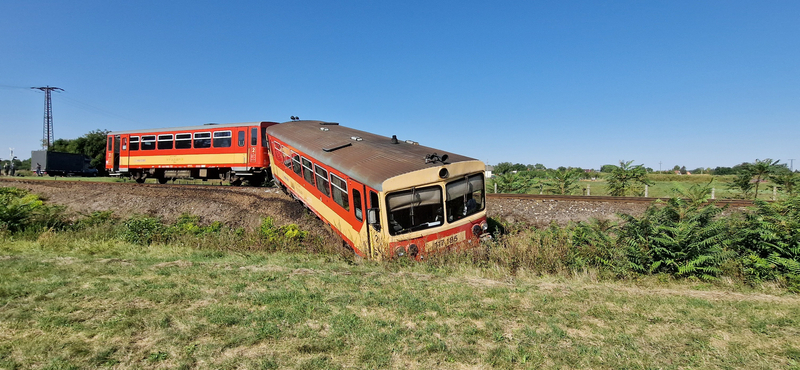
[
  {"x1": 445, "y1": 174, "x2": 485, "y2": 223},
  {"x1": 386, "y1": 186, "x2": 443, "y2": 236}
]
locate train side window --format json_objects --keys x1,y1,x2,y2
[
  {"x1": 353, "y1": 188, "x2": 363, "y2": 221},
  {"x1": 301, "y1": 157, "x2": 315, "y2": 186},
  {"x1": 129, "y1": 136, "x2": 140, "y2": 151},
  {"x1": 107, "y1": 137, "x2": 113, "y2": 151},
  {"x1": 175, "y1": 133, "x2": 192, "y2": 149},
  {"x1": 157, "y1": 134, "x2": 174, "y2": 150},
  {"x1": 213, "y1": 131, "x2": 232, "y2": 148},
  {"x1": 194, "y1": 132, "x2": 211, "y2": 148},
  {"x1": 370, "y1": 191, "x2": 379, "y2": 213},
  {"x1": 291, "y1": 154, "x2": 302, "y2": 175},
  {"x1": 315, "y1": 165, "x2": 330, "y2": 196},
  {"x1": 237, "y1": 131, "x2": 245, "y2": 147},
  {"x1": 250, "y1": 128, "x2": 257, "y2": 146},
  {"x1": 141, "y1": 135, "x2": 156, "y2": 150},
  {"x1": 330, "y1": 174, "x2": 349, "y2": 211}
]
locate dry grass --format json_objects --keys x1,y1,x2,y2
[{"x1": 2, "y1": 237, "x2": 799, "y2": 369}]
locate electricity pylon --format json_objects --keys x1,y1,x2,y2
[{"x1": 31, "y1": 86, "x2": 64, "y2": 150}]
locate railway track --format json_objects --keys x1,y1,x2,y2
[{"x1": 486, "y1": 193, "x2": 757, "y2": 207}]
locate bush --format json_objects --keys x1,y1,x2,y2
[
  {"x1": 118, "y1": 215, "x2": 168, "y2": 245},
  {"x1": 0, "y1": 187, "x2": 65, "y2": 234}
]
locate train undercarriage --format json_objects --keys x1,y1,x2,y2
[{"x1": 124, "y1": 167, "x2": 271, "y2": 186}]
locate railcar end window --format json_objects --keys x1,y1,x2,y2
[
  {"x1": 157, "y1": 134, "x2": 174, "y2": 150},
  {"x1": 353, "y1": 188, "x2": 363, "y2": 221},
  {"x1": 129, "y1": 136, "x2": 140, "y2": 151},
  {"x1": 194, "y1": 132, "x2": 211, "y2": 148},
  {"x1": 315, "y1": 165, "x2": 330, "y2": 197},
  {"x1": 107, "y1": 137, "x2": 113, "y2": 151},
  {"x1": 386, "y1": 186, "x2": 443, "y2": 235},
  {"x1": 261, "y1": 127, "x2": 268, "y2": 147},
  {"x1": 291, "y1": 154, "x2": 302, "y2": 175},
  {"x1": 237, "y1": 131, "x2": 245, "y2": 147},
  {"x1": 445, "y1": 174, "x2": 486, "y2": 223},
  {"x1": 301, "y1": 157, "x2": 315, "y2": 186},
  {"x1": 175, "y1": 133, "x2": 192, "y2": 149},
  {"x1": 331, "y1": 174, "x2": 349, "y2": 211},
  {"x1": 213, "y1": 131, "x2": 232, "y2": 148},
  {"x1": 250, "y1": 128, "x2": 257, "y2": 146},
  {"x1": 141, "y1": 135, "x2": 156, "y2": 150}
]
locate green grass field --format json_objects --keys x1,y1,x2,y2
[{"x1": 2, "y1": 238, "x2": 798, "y2": 369}]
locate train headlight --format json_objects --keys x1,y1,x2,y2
[
  {"x1": 393, "y1": 246, "x2": 406, "y2": 258},
  {"x1": 438, "y1": 168, "x2": 449, "y2": 179},
  {"x1": 472, "y1": 224, "x2": 482, "y2": 236},
  {"x1": 408, "y1": 244, "x2": 419, "y2": 257},
  {"x1": 481, "y1": 221, "x2": 488, "y2": 232}
]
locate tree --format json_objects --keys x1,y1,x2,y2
[
  {"x1": 493, "y1": 172, "x2": 533, "y2": 194},
  {"x1": 600, "y1": 164, "x2": 617, "y2": 173},
  {"x1": 750, "y1": 159, "x2": 779, "y2": 200},
  {"x1": 543, "y1": 168, "x2": 581, "y2": 195},
  {"x1": 771, "y1": 171, "x2": 799, "y2": 197},
  {"x1": 605, "y1": 160, "x2": 652, "y2": 197},
  {"x1": 728, "y1": 169, "x2": 755, "y2": 199},
  {"x1": 493, "y1": 162, "x2": 514, "y2": 175}
]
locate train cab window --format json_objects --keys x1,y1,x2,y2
[
  {"x1": 291, "y1": 154, "x2": 302, "y2": 176},
  {"x1": 250, "y1": 128, "x2": 257, "y2": 146},
  {"x1": 157, "y1": 134, "x2": 174, "y2": 150},
  {"x1": 315, "y1": 165, "x2": 330, "y2": 196},
  {"x1": 331, "y1": 174, "x2": 349, "y2": 211},
  {"x1": 107, "y1": 137, "x2": 113, "y2": 151},
  {"x1": 370, "y1": 191, "x2": 379, "y2": 210},
  {"x1": 237, "y1": 131, "x2": 245, "y2": 147},
  {"x1": 445, "y1": 174, "x2": 486, "y2": 223},
  {"x1": 175, "y1": 133, "x2": 192, "y2": 149},
  {"x1": 353, "y1": 188, "x2": 363, "y2": 221},
  {"x1": 301, "y1": 157, "x2": 315, "y2": 186},
  {"x1": 386, "y1": 186, "x2": 443, "y2": 236},
  {"x1": 194, "y1": 132, "x2": 211, "y2": 148},
  {"x1": 213, "y1": 131, "x2": 232, "y2": 148},
  {"x1": 141, "y1": 135, "x2": 156, "y2": 150},
  {"x1": 129, "y1": 136, "x2": 140, "y2": 151},
  {"x1": 261, "y1": 127, "x2": 268, "y2": 147}
]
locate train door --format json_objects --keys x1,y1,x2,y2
[
  {"x1": 248, "y1": 127, "x2": 258, "y2": 165},
  {"x1": 366, "y1": 188, "x2": 386, "y2": 259},
  {"x1": 118, "y1": 134, "x2": 129, "y2": 172},
  {"x1": 113, "y1": 135, "x2": 121, "y2": 172}
]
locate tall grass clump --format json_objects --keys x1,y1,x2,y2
[{"x1": 0, "y1": 187, "x2": 66, "y2": 235}]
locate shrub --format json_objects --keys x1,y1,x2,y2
[
  {"x1": 118, "y1": 215, "x2": 168, "y2": 245},
  {"x1": 0, "y1": 187, "x2": 65, "y2": 234}
]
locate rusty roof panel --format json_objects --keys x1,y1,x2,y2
[{"x1": 267, "y1": 120, "x2": 477, "y2": 191}]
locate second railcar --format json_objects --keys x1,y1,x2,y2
[
  {"x1": 267, "y1": 120, "x2": 490, "y2": 260},
  {"x1": 106, "y1": 121, "x2": 278, "y2": 185}
]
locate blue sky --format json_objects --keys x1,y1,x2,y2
[{"x1": 1, "y1": 0, "x2": 798, "y2": 170}]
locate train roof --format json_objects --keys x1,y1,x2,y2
[
  {"x1": 107, "y1": 121, "x2": 276, "y2": 135},
  {"x1": 267, "y1": 120, "x2": 479, "y2": 191}
]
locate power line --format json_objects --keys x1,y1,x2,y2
[{"x1": 31, "y1": 86, "x2": 64, "y2": 150}]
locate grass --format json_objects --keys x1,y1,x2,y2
[{"x1": 2, "y1": 237, "x2": 799, "y2": 369}]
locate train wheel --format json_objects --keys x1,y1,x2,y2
[
  {"x1": 229, "y1": 176, "x2": 243, "y2": 186},
  {"x1": 247, "y1": 175, "x2": 265, "y2": 187},
  {"x1": 158, "y1": 177, "x2": 169, "y2": 184},
  {"x1": 135, "y1": 177, "x2": 145, "y2": 184}
]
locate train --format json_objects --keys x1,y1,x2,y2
[{"x1": 106, "y1": 120, "x2": 489, "y2": 259}]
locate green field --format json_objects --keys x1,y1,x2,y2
[{"x1": 2, "y1": 238, "x2": 799, "y2": 369}]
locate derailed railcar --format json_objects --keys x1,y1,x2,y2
[
  {"x1": 267, "y1": 120, "x2": 489, "y2": 260},
  {"x1": 106, "y1": 121, "x2": 278, "y2": 185}
]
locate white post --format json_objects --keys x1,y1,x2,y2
[
  {"x1": 773, "y1": 186, "x2": 777, "y2": 200},
  {"x1": 494, "y1": 183, "x2": 497, "y2": 193},
  {"x1": 644, "y1": 184, "x2": 648, "y2": 197},
  {"x1": 711, "y1": 188, "x2": 715, "y2": 200},
  {"x1": 587, "y1": 184, "x2": 590, "y2": 196}
]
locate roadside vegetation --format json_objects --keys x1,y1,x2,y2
[{"x1": 2, "y1": 185, "x2": 800, "y2": 368}]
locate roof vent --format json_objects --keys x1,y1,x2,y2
[
  {"x1": 204, "y1": 123, "x2": 219, "y2": 125},
  {"x1": 320, "y1": 122, "x2": 339, "y2": 125},
  {"x1": 405, "y1": 140, "x2": 418, "y2": 145},
  {"x1": 391, "y1": 135, "x2": 399, "y2": 144},
  {"x1": 320, "y1": 127, "x2": 329, "y2": 132},
  {"x1": 350, "y1": 136, "x2": 363, "y2": 141}
]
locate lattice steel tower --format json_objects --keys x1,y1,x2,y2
[{"x1": 31, "y1": 86, "x2": 64, "y2": 150}]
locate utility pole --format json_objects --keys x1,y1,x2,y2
[
  {"x1": 790, "y1": 159, "x2": 795, "y2": 172},
  {"x1": 31, "y1": 86, "x2": 64, "y2": 150}
]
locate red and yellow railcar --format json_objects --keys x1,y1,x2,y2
[
  {"x1": 267, "y1": 120, "x2": 489, "y2": 260},
  {"x1": 106, "y1": 121, "x2": 278, "y2": 185}
]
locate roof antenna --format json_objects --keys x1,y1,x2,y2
[{"x1": 290, "y1": 116, "x2": 300, "y2": 121}]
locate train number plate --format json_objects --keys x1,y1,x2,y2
[{"x1": 429, "y1": 231, "x2": 465, "y2": 252}]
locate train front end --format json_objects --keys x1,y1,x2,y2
[{"x1": 369, "y1": 159, "x2": 490, "y2": 260}]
